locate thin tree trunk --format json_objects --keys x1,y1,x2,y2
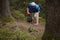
[
  {"x1": 42, "y1": 0, "x2": 60, "y2": 40},
  {"x1": 1, "y1": 0, "x2": 11, "y2": 17}
]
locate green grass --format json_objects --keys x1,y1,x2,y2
[
  {"x1": 2, "y1": 17, "x2": 13, "y2": 22},
  {"x1": 28, "y1": 27, "x2": 38, "y2": 33},
  {"x1": 12, "y1": 10, "x2": 27, "y2": 21},
  {"x1": 28, "y1": 27, "x2": 33, "y2": 32},
  {"x1": 39, "y1": 17, "x2": 46, "y2": 25},
  {"x1": 0, "y1": 26, "x2": 42, "y2": 40}
]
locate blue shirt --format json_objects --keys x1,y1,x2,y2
[{"x1": 28, "y1": 3, "x2": 40, "y2": 13}]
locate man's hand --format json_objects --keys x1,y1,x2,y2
[{"x1": 27, "y1": 14, "x2": 30, "y2": 17}]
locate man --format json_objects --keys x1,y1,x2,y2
[{"x1": 27, "y1": 2, "x2": 40, "y2": 25}]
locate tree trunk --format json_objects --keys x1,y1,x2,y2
[
  {"x1": 42, "y1": 0, "x2": 60, "y2": 40},
  {"x1": 0, "y1": 0, "x2": 2, "y2": 17},
  {"x1": 0, "y1": 0, "x2": 11, "y2": 17}
]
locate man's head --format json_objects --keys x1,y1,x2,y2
[{"x1": 29, "y1": 2, "x2": 36, "y2": 6}]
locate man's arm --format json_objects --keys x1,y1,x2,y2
[{"x1": 27, "y1": 8, "x2": 30, "y2": 14}]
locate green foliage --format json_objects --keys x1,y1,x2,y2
[
  {"x1": 2, "y1": 17, "x2": 13, "y2": 22},
  {"x1": 0, "y1": 27, "x2": 16, "y2": 40},
  {"x1": 28, "y1": 27, "x2": 38, "y2": 33},
  {"x1": 39, "y1": 17, "x2": 45, "y2": 25},
  {"x1": 28, "y1": 27, "x2": 33, "y2": 32},
  {"x1": 0, "y1": 26, "x2": 39, "y2": 40},
  {"x1": 12, "y1": 10, "x2": 26, "y2": 21},
  {"x1": 33, "y1": 29, "x2": 38, "y2": 32}
]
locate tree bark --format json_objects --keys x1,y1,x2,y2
[
  {"x1": 0, "y1": 0, "x2": 2, "y2": 17},
  {"x1": 42, "y1": 0, "x2": 60, "y2": 40},
  {"x1": 0, "y1": 0, "x2": 11, "y2": 17}
]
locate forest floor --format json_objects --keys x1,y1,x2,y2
[
  {"x1": 5, "y1": 20, "x2": 45, "y2": 36},
  {"x1": 0, "y1": 19, "x2": 45, "y2": 40}
]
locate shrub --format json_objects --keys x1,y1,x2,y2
[{"x1": 12, "y1": 10, "x2": 26, "y2": 21}]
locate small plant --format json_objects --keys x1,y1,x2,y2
[
  {"x1": 28, "y1": 27, "x2": 33, "y2": 33},
  {"x1": 33, "y1": 29, "x2": 38, "y2": 32}
]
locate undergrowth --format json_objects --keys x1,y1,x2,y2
[{"x1": 0, "y1": 26, "x2": 42, "y2": 40}]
